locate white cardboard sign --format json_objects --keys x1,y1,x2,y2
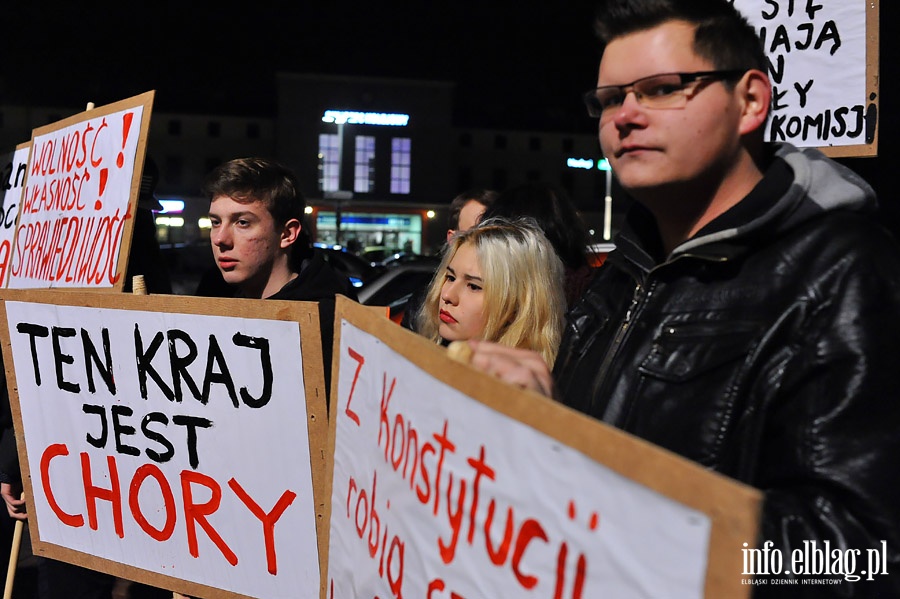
[
  {"x1": 0, "y1": 144, "x2": 28, "y2": 287},
  {"x1": 5, "y1": 300, "x2": 320, "y2": 598},
  {"x1": 328, "y1": 320, "x2": 713, "y2": 598},
  {"x1": 732, "y1": 0, "x2": 874, "y2": 149},
  {"x1": 8, "y1": 97, "x2": 147, "y2": 288}
]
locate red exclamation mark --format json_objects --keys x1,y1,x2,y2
[
  {"x1": 117, "y1": 112, "x2": 134, "y2": 168},
  {"x1": 96, "y1": 169, "x2": 108, "y2": 210},
  {"x1": 97, "y1": 112, "x2": 133, "y2": 210}
]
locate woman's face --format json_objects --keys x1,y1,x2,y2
[{"x1": 438, "y1": 242, "x2": 487, "y2": 342}]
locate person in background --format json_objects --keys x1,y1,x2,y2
[
  {"x1": 465, "y1": 1, "x2": 900, "y2": 595},
  {"x1": 446, "y1": 188, "x2": 497, "y2": 241},
  {"x1": 481, "y1": 182, "x2": 595, "y2": 310},
  {"x1": 124, "y1": 155, "x2": 173, "y2": 295},
  {"x1": 415, "y1": 217, "x2": 565, "y2": 366},
  {"x1": 196, "y1": 157, "x2": 357, "y2": 391},
  {"x1": 400, "y1": 188, "x2": 497, "y2": 331}
]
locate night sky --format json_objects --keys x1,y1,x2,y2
[
  {"x1": 3, "y1": 1, "x2": 897, "y2": 197},
  {"x1": 2, "y1": 2, "x2": 602, "y2": 132}
]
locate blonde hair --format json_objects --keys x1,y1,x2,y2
[{"x1": 415, "y1": 217, "x2": 566, "y2": 366}]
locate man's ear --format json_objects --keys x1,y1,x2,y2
[
  {"x1": 281, "y1": 218, "x2": 302, "y2": 248},
  {"x1": 446, "y1": 229, "x2": 456, "y2": 243},
  {"x1": 737, "y1": 69, "x2": 771, "y2": 136}
]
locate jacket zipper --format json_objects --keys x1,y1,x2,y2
[
  {"x1": 588, "y1": 281, "x2": 647, "y2": 413},
  {"x1": 583, "y1": 252, "x2": 727, "y2": 414}
]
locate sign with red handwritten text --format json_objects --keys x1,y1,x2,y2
[
  {"x1": 731, "y1": 0, "x2": 878, "y2": 156},
  {"x1": 0, "y1": 143, "x2": 29, "y2": 287},
  {"x1": 0, "y1": 290, "x2": 328, "y2": 599},
  {"x1": 326, "y1": 298, "x2": 762, "y2": 598},
  {"x1": 7, "y1": 92, "x2": 153, "y2": 289}
]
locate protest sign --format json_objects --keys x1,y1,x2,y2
[
  {"x1": 0, "y1": 290, "x2": 328, "y2": 599},
  {"x1": 326, "y1": 297, "x2": 762, "y2": 598},
  {"x1": 732, "y1": 0, "x2": 879, "y2": 156},
  {"x1": 7, "y1": 91, "x2": 154, "y2": 290},
  {"x1": 0, "y1": 143, "x2": 29, "y2": 287}
]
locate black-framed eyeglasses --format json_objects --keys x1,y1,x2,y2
[{"x1": 583, "y1": 70, "x2": 747, "y2": 119}]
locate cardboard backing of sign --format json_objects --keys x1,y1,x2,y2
[
  {"x1": 8, "y1": 91, "x2": 154, "y2": 290},
  {"x1": 326, "y1": 296, "x2": 762, "y2": 598},
  {"x1": 821, "y1": 0, "x2": 879, "y2": 157},
  {"x1": 0, "y1": 289, "x2": 328, "y2": 599}
]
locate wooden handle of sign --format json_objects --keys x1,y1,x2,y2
[
  {"x1": 132, "y1": 275, "x2": 147, "y2": 296},
  {"x1": 446, "y1": 340, "x2": 473, "y2": 364},
  {"x1": 3, "y1": 494, "x2": 25, "y2": 599}
]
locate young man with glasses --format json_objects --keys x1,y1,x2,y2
[{"x1": 466, "y1": 0, "x2": 900, "y2": 593}]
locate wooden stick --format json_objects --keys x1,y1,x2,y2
[
  {"x1": 3, "y1": 494, "x2": 25, "y2": 599},
  {"x1": 132, "y1": 275, "x2": 147, "y2": 296}
]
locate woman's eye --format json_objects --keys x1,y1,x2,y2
[{"x1": 468, "y1": 283, "x2": 482, "y2": 292}]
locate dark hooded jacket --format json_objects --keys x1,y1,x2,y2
[{"x1": 554, "y1": 144, "x2": 900, "y2": 595}]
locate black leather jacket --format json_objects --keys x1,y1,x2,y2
[{"x1": 554, "y1": 145, "x2": 900, "y2": 596}]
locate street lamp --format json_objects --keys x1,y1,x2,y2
[{"x1": 597, "y1": 158, "x2": 613, "y2": 240}]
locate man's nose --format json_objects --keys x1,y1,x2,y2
[
  {"x1": 212, "y1": 226, "x2": 231, "y2": 248},
  {"x1": 610, "y1": 91, "x2": 646, "y2": 128}
]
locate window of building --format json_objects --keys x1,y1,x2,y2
[
  {"x1": 165, "y1": 156, "x2": 184, "y2": 185},
  {"x1": 168, "y1": 120, "x2": 182, "y2": 136},
  {"x1": 457, "y1": 166, "x2": 473, "y2": 192},
  {"x1": 205, "y1": 157, "x2": 221, "y2": 175},
  {"x1": 529, "y1": 137, "x2": 542, "y2": 151},
  {"x1": 208, "y1": 121, "x2": 221, "y2": 138},
  {"x1": 560, "y1": 171, "x2": 575, "y2": 198},
  {"x1": 354, "y1": 135, "x2": 376, "y2": 193},
  {"x1": 459, "y1": 132, "x2": 472, "y2": 147},
  {"x1": 562, "y1": 137, "x2": 574, "y2": 152},
  {"x1": 246, "y1": 122, "x2": 260, "y2": 139},
  {"x1": 492, "y1": 168, "x2": 507, "y2": 191},
  {"x1": 494, "y1": 135, "x2": 507, "y2": 150},
  {"x1": 318, "y1": 134, "x2": 340, "y2": 192},
  {"x1": 390, "y1": 137, "x2": 411, "y2": 194}
]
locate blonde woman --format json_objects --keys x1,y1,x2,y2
[{"x1": 415, "y1": 217, "x2": 565, "y2": 366}]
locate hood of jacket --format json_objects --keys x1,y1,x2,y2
[
  {"x1": 614, "y1": 143, "x2": 878, "y2": 264},
  {"x1": 676, "y1": 143, "x2": 877, "y2": 254}
]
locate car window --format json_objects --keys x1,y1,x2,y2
[{"x1": 366, "y1": 271, "x2": 434, "y2": 306}]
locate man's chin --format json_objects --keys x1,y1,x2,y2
[{"x1": 219, "y1": 270, "x2": 245, "y2": 285}]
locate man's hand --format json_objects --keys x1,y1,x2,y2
[
  {"x1": 466, "y1": 339, "x2": 555, "y2": 398},
  {"x1": 1, "y1": 481, "x2": 27, "y2": 520}
]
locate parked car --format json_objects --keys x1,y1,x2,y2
[
  {"x1": 357, "y1": 257, "x2": 440, "y2": 323},
  {"x1": 314, "y1": 244, "x2": 380, "y2": 288},
  {"x1": 360, "y1": 246, "x2": 401, "y2": 266}
]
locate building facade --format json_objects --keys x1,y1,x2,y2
[{"x1": 1, "y1": 74, "x2": 622, "y2": 257}]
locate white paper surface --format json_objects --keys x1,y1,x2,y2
[
  {"x1": 328, "y1": 321, "x2": 712, "y2": 598},
  {"x1": 733, "y1": 0, "x2": 870, "y2": 147},
  {"x1": 0, "y1": 145, "x2": 28, "y2": 287},
  {"x1": 6, "y1": 301, "x2": 320, "y2": 599},
  {"x1": 8, "y1": 105, "x2": 143, "y2": 288}
]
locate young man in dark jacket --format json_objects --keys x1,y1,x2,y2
[
  {"x1": 200, "y1": 157, "x2": 357, "y2": 392},
  {"x1": 466, "y1": 0, "x2": 900, "y2": 595}
]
